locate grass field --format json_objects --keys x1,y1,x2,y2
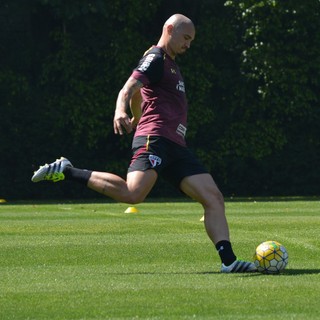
[{"x1": 0, "y1": 198, "x2": 319, "y2": 319}]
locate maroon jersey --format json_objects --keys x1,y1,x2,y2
[{"x1": 131, "y1": 46, "x2": 188, "y2": 146}]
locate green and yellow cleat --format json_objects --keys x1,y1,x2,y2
[{"x1": 31, "y1": 157, "x2": 73, "y2": 183}]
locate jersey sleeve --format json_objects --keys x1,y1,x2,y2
[{"x1": 132, "y1": 49, "x2": 164, "y2": 85}]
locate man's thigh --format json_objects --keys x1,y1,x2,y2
[{"x1": 179, "y1": 173, "x2": 223, "y2": 206}]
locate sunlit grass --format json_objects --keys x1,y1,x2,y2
[{"x1": 0, "y1": 199, "x2": 319, "y2": 319}]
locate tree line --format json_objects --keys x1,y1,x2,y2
[{"x1": 1, "y1": 0, "x2": 319, "y2": 200}]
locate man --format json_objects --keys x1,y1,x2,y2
[{"x1": 32, "y1": 14, "x2": 256, "y2": 273}]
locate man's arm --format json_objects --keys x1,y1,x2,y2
[
  {"x1": 130, "y1": 89, "x2": 142, "y2": 128},
  {"x1": 114, "y1": 77, "x2": 143, "y2": 135}
]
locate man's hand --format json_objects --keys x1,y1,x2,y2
[{"x1": 113, "y1": 110, "x2": 133, "y2": 135}]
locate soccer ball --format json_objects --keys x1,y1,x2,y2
[{"x1": 254, "y1": 240, "x2": 288, "y2": 274}]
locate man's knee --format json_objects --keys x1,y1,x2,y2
[
  {"x1": 212, "y1": 186, "x2": 224, "y2": 203},
  {"x1": 125, "y1": 170, "x2": 157, "y2": 204},
  {"x1": 196, "y1": 177, "x2": 225, "y2": 209},
  {"x1": 124, "y1": 193, "x2": 146, "y2": 205}
]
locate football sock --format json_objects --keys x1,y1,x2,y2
[
  {"x1": 215, "y1": 240, "x2": 237, "y2": 266},
  {"x1": 64, "y1": 167, "x2": 92, "y2": 186}
]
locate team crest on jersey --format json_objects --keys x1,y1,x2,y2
[{"x1": 149, "y1": 155, "x2": 162, "y2": 168}]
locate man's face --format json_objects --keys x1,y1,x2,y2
[{"x1": 169, "y1": 23, "x2": 195, "y2": 56}]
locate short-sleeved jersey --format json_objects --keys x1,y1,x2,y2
[{"x1": 131, "y1": 46, "x2": 188, "y2": 146}]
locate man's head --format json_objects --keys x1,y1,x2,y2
[{"x1": 158, "y1": 14, "x2": 195, "y2": 59}]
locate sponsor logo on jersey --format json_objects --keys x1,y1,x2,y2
[
  {"x1": 171, "y1": 68, "x2": 176, "y2": 74},
  {"x1": 176, "y1": 124, "x2": 187, "y2": 137},
  {"x1": 176, "y1": 80, "x2": 185, "y2": 93},
  {"x1": 138, "y1": 54, "x2": 155, "y2": 72},
  {"x1": 148, "y1": 154, "x2": 162, "y2": 168}
]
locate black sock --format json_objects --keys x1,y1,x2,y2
[
  {"x1": 64, "y1": 167, "x2": 92, "y2": 186},
  {"x1": 215, "y1": 240, "x2": 237, "y2": 266}
]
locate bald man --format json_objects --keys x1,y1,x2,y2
[{"x1": 32, "y1": 14, "x2": 256, "y2": 273}]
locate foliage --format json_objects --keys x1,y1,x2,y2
[
  {"x1": 222, "y1": 0, "x2": 320, "y2": 155},
  {"x1": 38, "y1": 0, "x2": 160, "y2": 149},
  {"x1": 0, "y1": 0, "x2": 319, "y2": 199},
  {"x1": 216, "y1": 0, "x2": 320, "y2": 193}
]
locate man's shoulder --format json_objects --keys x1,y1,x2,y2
[
  {"x1": 142, "y1": 46, "x2": 164, "y2": 58},
  {"x1": 135, "y1": 46, "x2": 165, "y2": 80}
]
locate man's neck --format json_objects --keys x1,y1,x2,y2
[{"x1": 157, "y1": 40, "x2": 175, "y2": 60}]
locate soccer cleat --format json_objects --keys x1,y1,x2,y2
[
  {"x1": 31, "y1": 157, "x2": 73, "y2": 183},
  {"x1": 221, "y1": 260, "x2": 257, "y2": 273}
]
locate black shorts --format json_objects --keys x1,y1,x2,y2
[{"x1": 128, "y1": 136, "x2": 208, "y2": 188}]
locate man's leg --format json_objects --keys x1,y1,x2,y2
[
  {"x1": 179, "y1": 173, "x2": 229, "y2": 244},
  {"x1": 87, "y1": 170, "x2": 158, "y2": 204},
  {"x1": 31, "y1": 156, "x2": 158, "y2": 204},
  {"x1": 180, "y1": 173, "x2": 256, "y2": 272}
]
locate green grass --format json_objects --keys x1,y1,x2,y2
[{"x1": 0, "y1": 199, "x2": 319, "y2": 319}]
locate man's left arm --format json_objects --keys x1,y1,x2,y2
[{"x1": 130, "y1": 89, "x2": 142, "y2": 128}]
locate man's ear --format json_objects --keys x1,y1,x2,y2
[{"x1": 167, "y1": 24, "x2": 174, "y2": 35}]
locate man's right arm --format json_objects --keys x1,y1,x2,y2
[{"x1": 114, "y1": 77, "x2": 143, "y2": 135}]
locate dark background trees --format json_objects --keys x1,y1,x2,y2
[{"x1": 1, "y1": 0, "x2": 319, "y2": 200}]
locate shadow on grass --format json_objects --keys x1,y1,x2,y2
[
  {"x1": 108, "y1": 269, "x2": 320, "y2": 276},
  {"x1": 2, "y1": 195, "x2": 320, "y2": 205},
  {"x1": 218, "y1": 269, "x2": 320, "y2": 276},
  {"x1": 282, "y1": 269, "x2": 320, "y2": 275},
  {"x1": 107, "y1": 271, "x2": 256, "y2": 276}
]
